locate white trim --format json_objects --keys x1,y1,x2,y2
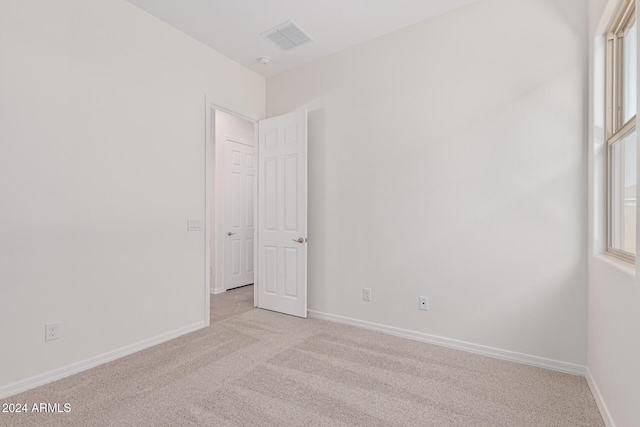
[
  {"x1": 598, "y1": 0, "x2": 626, "y2": 35},
  {"x1": 211, "y1": 285, "x2": 226, "y2": 295},
  {"x1": 204, "y1": 96, "x2": 212, "y2": 326},
  {"x1": 586, "y1": 368, "x2": 616, "y2": 427},
  {"x1": 308, "y1": 310, "x2": 586, "y2": 376},
  {"x1": 253, "y1": 122, "x2": 259, "y2": 308},
  {"x1": 224, "y1": 134, "x2": 255, "y2": 148},
  {"x1": 0, "y1": 321, "x2": 205, "y2": 400}
]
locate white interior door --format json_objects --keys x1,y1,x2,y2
[
  {"x1": 257, "y1": 111, "x2": 307, "y2": 318},
  {"x1": 224, "y1": 137, "x2": 255, "y2": 290}
]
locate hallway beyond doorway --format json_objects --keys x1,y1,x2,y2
[{"x1": 210, "y1": 285, "x2": 254, "y2": 324}]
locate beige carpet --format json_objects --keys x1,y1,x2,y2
[{"x1": 1, "y1": 300, "x2": 603, "y2": 426}]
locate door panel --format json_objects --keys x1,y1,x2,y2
[
  {"x1": 257, "y1": 111, "x2": 307, "y2": 318},
  {"x1": 224, "y1": 138, "x2": 255, "y2": 290}
]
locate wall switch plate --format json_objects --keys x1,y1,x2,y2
[
  {"x1": 45, "y1": 322, "x2": 60, "y2": 341},
  {"x1": 419, "y1": 296, "x2": 429, "y2": 311},
  {"x1": 187, "y1": 219, "x2": 203, "y2": 231},
  {"x1": 363, "y1": 288, "x2": 371, "y2": 301}
]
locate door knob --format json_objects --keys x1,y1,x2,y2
[
  {"x1": 228, "y1": 232, "x2": 236, "y2": 236},
  {"x1": 292, "y1": 237, "x2": 306, "y2": 243}
]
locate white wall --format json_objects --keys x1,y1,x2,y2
[
  {"x1": 0, "y1": 0, "x2": 264, "y2": 393},
  {"x1": 587, "y1": 0, "x2": 640, "y2": 425},
  {"x1": 210, "y1": 110, "x2": 256, "y2": 294},
  {"x1": 268, "y1": 0, "x2": 588, "y2": 364}
]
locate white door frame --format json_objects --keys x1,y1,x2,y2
[{"x1": 204, "y1": 97, "x2": 259, "y2": 325}]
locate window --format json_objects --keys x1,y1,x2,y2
[{"x1": 607, "y1": 0, "x2": 637, "y2": 263}]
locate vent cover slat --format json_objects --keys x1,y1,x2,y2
[
  {"x1": 261, "y1": 20, "x2": 313, "y2": 51},
  {"x1": 267, "y1": 31, "x2": 297, "y2": 50},
  {"x1": 279, "y1": 26, "x2": 312, "y2": 45}
]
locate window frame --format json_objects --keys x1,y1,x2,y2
[{"x1": 606, "y1": 0, "x2": 637, "y2": 263}]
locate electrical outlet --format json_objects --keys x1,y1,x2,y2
[
  {"x1": 45, "y1": 322, "x2": 60, "y2": 341},
  {"x1": 363, "y1": 288, "x2": 371, "y2": 301},
  {"x1": 419, "y1": 296, "x2": 429, "y2": 311}
]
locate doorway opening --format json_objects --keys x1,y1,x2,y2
[
  {"x1": 206, "y1": 104, "x2": 258, "y2": 323},
  {"x1": 204, "y1": 99, "x2": 309, "y2": 324}
]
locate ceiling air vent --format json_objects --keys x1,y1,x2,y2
[{"x1": 261, "y1": 20, "x2": 314, "y2": 51}]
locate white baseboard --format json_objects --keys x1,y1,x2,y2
[
  {"x1": 211, "y1": 287, "x2": 226, "y2": 295},
  {"x1": 308, "y1": 310, "x2": 586, "y2": 376},
  {"x1": 0, "y1": 321, "x2": 206, "y2": 400},
  {"x1": 586, "y1": 368, "x2": 615, "y2": 427}
]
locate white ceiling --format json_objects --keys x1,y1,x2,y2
[{"x1": 125, "y1": 0, "x2": 481, "y2": 77}]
